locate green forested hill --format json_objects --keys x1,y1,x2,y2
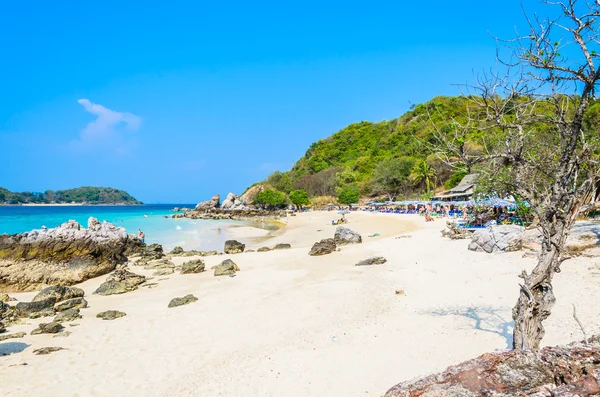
[
  {"x1": 0, "y1": 186, "x2": 142, "y2": 205},
  {"x1": 262, "y1": 96, "x2": 473, "y2": 201}
]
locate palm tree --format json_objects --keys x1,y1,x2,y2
[{"x1": 411, "y1": 161, "x2": 437, "y2": 194}]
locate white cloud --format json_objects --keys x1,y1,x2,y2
[{"x1": 71, "y1": 99, "x2": 141, "y2": 151}]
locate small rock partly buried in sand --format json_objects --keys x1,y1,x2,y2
[
  {"x1": 257, "y1": 246, "x2": 272, "y2": 252},
  {"x1": 355, "y1": 257, "x2": 387, "y2": 266},
  {"x1": 309, "y1": 239, "x2": 337, "y2": 256},
  {"x1": 33, "y1": 347, "x2": 66, "y2": 355},
  {"x1": 395, "y1": 289, "x2": 405, "y2": 296},
  {"x1": 274, "y1": 243, "x2": 292, "y2": 250},
  {"x1": 0, "y1": 332, "x2": 26, "y2": 342},
  {"x1": 0, "y1": 323, "x2": 5, "y2": 333},
  {"x1": 54, "y1": 297, "x2": 88, "y2": 312},
  {"x1": 168, "y1": 294, "x2": 198, "y2": 308},
  {"x1": 53, "y1": 308, "x2": 81, "y2": 323},
  {"x1": 96, "y1": 310, "x2": 126, "y2": 320},
  {"x1": 224, "y1": 240, "x2": 245, "y2": 254},
  {"x1": 53, "y1": 331, "x2": 72, "y2": 338},
  {"x1": 31, "y1": 322, "x2": 64, "y2": 335},
  {"x1": 152, "y1": 268, "x2": 174, "y2": 276},
  {"x1": 180, "y1": 259, "x2": 205, "y2": 274},
  {"x1": 212, "y1": 259, "x2": 240, "y2": 276}
]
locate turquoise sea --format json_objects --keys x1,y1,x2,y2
[{"x1": 0, "y1": 204, "x2": 243, "y2": 251}]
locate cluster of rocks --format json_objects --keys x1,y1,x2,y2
[
  {"x1": 384, "y1": 335, "x2": 600, "y2": 396},
  {"x1": 257, "y1": 243, "x2": 291, "y2": 252},
  {"x1": 309, "y1": 226, "x2": 362, "y2": 256},
  {"x1": 0, "y1": 217, "x2": 145, "y2": 292}
]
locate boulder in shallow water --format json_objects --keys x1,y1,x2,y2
[
  {"x1": 15, "y1": 298, "x2": 56, "y2": 319},
  {"x1": 309, "y1": 239, "x2": 337, "y2": 256},
  {"x1": 194, "y1": 194, "x2": 220, "y2": 211},
  {"x1": 96, "y1": 310, "x2": 126, "y2": 320},
  {"x1": 224, "y1": 240, "x2": 245, "y2": 254},
  {"x1": 213, "y1": 259, "x2": 240, "y2": 276},
  {"x1": 356, "y1": 257, "x2": 387, "y2": 266},
  {"x1": 31, "y1": 322, "x2": 63, "y2": 335},
  {"x1": 334, "y1": 226, "x2": 362, "y2": 245},
  {"x1": 180, "y1": 259, "x2": 205, "y2": 274},
  {"x1": 32, "y1": 286, "x2": 84, "y2": 303},
  {"x1": 468, "y1": 225, "x2": 525, "y2": 253},
  {"x1": 94, "y1": 269, "x2": 146, "y2": 296},
  {"x1": 168, "y1": 294, "x2": 198, "y2": 308}
]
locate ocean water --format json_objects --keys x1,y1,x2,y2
[{"x1": 0, "y1": 204, "x2": 244, "y2": 252}]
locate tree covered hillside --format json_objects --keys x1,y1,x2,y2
[
  {"x1": 262, "y1": 96, "x2": 474, "y2": 203},
  {"x1": 0, "y1": 186, "x2": 142, "y2": 205}
]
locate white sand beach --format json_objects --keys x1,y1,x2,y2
[{"x1": 2, "y1": 212, "x2": 600, "y2": 396}]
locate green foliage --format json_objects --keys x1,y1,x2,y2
[
  {"x1": 289, "y1": 189, "x2": 310, "y2": 208},
  {"x1": 338, "y1": 185, "x2": 360, "y2": 205},
  {"x1": 444, "y1": 170, "x2": 468, "y2": 190},
  {"x1": 410, "y1": 161, "x2": 437, "y2": 193},
  {"x1": 265, "y1": 171, "x2": 293, "y2": 194},
  {"x1": 371, "y1": 157, "x2": 414, "y2": 200},
  {"x1": 253, "y1": 189, "x2": 288, "y2": 209},
  {"x1": 0, "y1": 186, "x2": 142, "y2": 205}
]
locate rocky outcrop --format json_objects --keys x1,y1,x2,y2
[
  {"x1": 94, "y1": 269, "x2": 146, "y2": 295},
  {"x1": 213, "y1": 259, "x2": 240, "y2": 276},
  {"x1": 32, "y1": 286, "x2": 84, "y2": 303},
  {"x1": 31, "y1": 322, "x2": 63, "y2": 335},
  {"x1": 175, "y1": 208, "x2": 286, "y2": 221},
  {"x1": 135, "y1": 244, "x2": 164, "y2": 263},
  {"x1": 0, "y1": 218, "x2": 143, "y2": 292},
  {"x1": 194, "y1": 194, "x2": 220, "y2": 211},
  {"x1": 0, "y1": 293, "x2": 16, "y2": 302},
  {"x1": 309, "y1": 239, "x2": 337, "y2": 256},
  {"x1": 168, "y1": 294, "x2": 198, "y2": 308},
  {"x1": 384, "y1": 336, "x2": 600, "y2": 396},
  {"x1": 334, "y1": 227, "x2": 362, "y2": 245},
  {"x1": 221, "y1": 193, "x2": 248, "y2": 210},
  {"x1": 356, "y1": 257, "x2": 387, "y2": 266},
  {"x1": 53, "y1": 308, "x2": 81, "y2": 322},
  {"x1": 96, "y1": 310, "x2": 126, "y2": 320},
  {"x1": 224, "y1": 240, "x2": 245, "y2": 254},
  {"x1": 170, "y1": 246, "x2": 184, "y2": 255},
  {"x1": 54, "y1": 297, "x2": 88, "y2": 312},
  {"x1": 180, "y1": 259, "x2": 205, "y2": 274},
  {"x1": 468, "y1": 225, "x2": 525, "y2": 253}
]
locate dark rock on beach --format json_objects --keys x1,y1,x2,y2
[
  {"x1": 169, "y1": 246, "x2": 184, "y2": 255},
  {"x1": 0, "y1": 217, "x2": 144, "y2": 292},
  {"x1": 384, "y1": 336, "x2": 600, "y2": 397},
  {"x1": 309, "y1": 239, "x2": 337, "y2": 256},
  {"x1": 334, "y1": 226, "x2": 362, "y2": 245},
  {"x1": 0, "y1": 331, "x2": 26, "y2": 342},
  {"x1": 168, "y1": 294, "x2": 198, "y2": 308},
  {"x1": 96, "y1": 310, "x2": 126, "y2": 320},
  {"x1": 32, "y1": 286, "x2": 84, "y2": 303},
  {"x1": 213, "y1": 259, "x2": 240, "y2": 276},
  {"x1": 356, "y1": 257, "x2": 387, "y2": 266},
  {"x1": 257, "y1": 246, "x2": 272, "y2": 252},
  {"x1": 94, "y1": 269, "x2": 146, "y2": 296},
  {"x1": 16, "y1": 298, "x2": 56, "y2": 319},
  {"x1": 53, "y1": 308, "x2": 81, "y2": 323},
  {"x1": 224, "y1": 240, "x2": 245, "y2": 254},
  {"x1": 180, "y1": 259, "x2": 205, "y2": 274},
  {"x1": 274, "y1": 243, "x2": 292, "y2": 250},
  {"x1": 33, "y1": 347, "x2": 66, "y2": 355},
  {"x1": 31, "y1": 322, "x2": 64, "y2": 335},
  {"x1": 135, "y1": 243, "x2": 165, "y2": 263},
  {"x1": 54, "y1": 297, "x2": 88, "y2": 312}
]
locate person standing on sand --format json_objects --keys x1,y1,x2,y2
[{"x1": 138, "y1": 228, "x2": 145, "y2": 243}]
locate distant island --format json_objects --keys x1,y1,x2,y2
[{"x1": 0, "y1": 186, "x2": 142, "y2": 205}]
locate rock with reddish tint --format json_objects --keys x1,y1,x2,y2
[{"x1": 384, "y1": 336, "x2": 600, "y2": 396}]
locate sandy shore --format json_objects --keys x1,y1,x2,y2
[{"x1": 2, "y1": 212, "x2": 600, "y2": 396}]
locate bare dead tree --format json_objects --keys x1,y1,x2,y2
[{"x1": 426, "y1": 0, "x2": 600, "y2": 350}]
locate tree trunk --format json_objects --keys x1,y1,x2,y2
[{"x1": 512, "y1": 219, "x2": 568, "y2": 350}]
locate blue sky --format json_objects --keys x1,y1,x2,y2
[{"x1": 0, "y1": 0, "x2": 546, "y2": 203}]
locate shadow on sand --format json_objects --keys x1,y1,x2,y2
[
  {"x1": 0, "y1": 342, "x2": 31, "y2": 356},
  {"x1": 425, "y1": 306, "x2": 514, "y2": 349}
]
